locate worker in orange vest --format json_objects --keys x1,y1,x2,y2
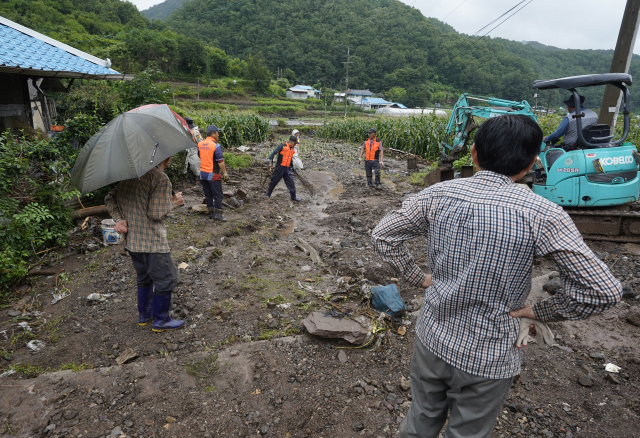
[
  {"x1": 198, "y1": 124, "x2": 228, "y2": 221},
  {"x1": 265, "y1": 136, "x2": 301, "y2": 202},
  {"x1": 358, "y1": 128, "x2": 384, "y2": 189}
]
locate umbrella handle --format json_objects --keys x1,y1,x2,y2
[{"x1": 150, "y1": 143, "x2": 158, "y2": 165}]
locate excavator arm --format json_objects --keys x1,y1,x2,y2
[{"x1": 441, "y1": 94, "x2": 537, "y2": 159}]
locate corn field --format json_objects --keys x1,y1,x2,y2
[
  {"x1": 200, "y1": 113, "x2": 270, "y2": 148},
  {"x1": 173, "y1": 108, "x2": 270, "y2": 148},
  {"x1": 316, "y1": 116, "x2": 447, "y2": 160}
]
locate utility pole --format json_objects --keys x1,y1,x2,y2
[
  {"x1": 343, "y1": 46, "x2": 353, "y2": 118},
  {"x1": 197, "y1": 78, "x2": 200, "y2": 102},
  {"x1": 599, "y1": 0, "x2": 640, "y2": 129},
  {"x1": 546, "y1": 90, "x2": 553, "y2": 116}
]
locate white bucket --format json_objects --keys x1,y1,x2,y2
[{"x1": 101, "y1": 219, "x2": 123, "y2": 245}]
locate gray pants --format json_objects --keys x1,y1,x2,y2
[
  {"x1": 400, "y1": 338, "x2": 512, "y2": 438},
  {"x1": 365, "y1": 160, "x2": 380, "y2": 186},
  {"x1": 128, "y1": 251, "x2": 178, "y2": 295}
]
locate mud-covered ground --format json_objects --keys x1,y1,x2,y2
[{"x1": 1, "y1": 137, "x2": 640, "y2": 438}]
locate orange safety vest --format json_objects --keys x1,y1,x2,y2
[
  {"x1": 198, "y1": 137, "x2": 220, "y2": 173},
  {"x1": 277, "y1": 143, "x2": 295, "y2": 167},
  {"x1": 364, "y1": 138, "x2": 381, "y2": 161}
]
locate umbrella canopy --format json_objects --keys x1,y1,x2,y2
[{"x1": 70, "y1": 104, "x2": 195, "y2": 195}]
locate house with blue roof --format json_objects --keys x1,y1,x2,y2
[
  {"x1": 361, "y1": 97, "x2": 407, "y2": 110},
  {"x1": 0, "y1": 15, "x2": 132, "y2": 134},
  {"x1": 286, "y1": 85, "x2": 321, "y2": 100}
]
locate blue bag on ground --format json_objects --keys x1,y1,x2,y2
[{"x1": 370, "y1": 284, "x2": 406, "y2": 318}]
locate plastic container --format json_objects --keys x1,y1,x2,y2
[{"x1": 101, "y1": 219, "x2": 123, "y2": 245}]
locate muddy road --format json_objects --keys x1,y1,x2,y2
[{"x1": 1, "y1": 137, "x2": 640, "y2": 438}]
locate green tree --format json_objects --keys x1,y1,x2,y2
[
  {"x1": 283, "y1": 68, "x2": 297, "y2": 84},
  {"x1": 246, "y1": 54, "x2": 272, "y2": 94},
  {"x1": 386, "y1": 87, "x2": 407, "y2": 103}
]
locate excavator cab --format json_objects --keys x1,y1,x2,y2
[{"x1": 532, "y1": 73, "x2": 640, "y2": 207}]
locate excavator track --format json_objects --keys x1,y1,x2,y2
[{"x1": 566, "y1": 203, "x2": 640, "y2": 243}]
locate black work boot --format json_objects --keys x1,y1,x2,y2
[
  {"x1": 188, "y1": 172, "x2": 196, "y2": 184},
  {"x1": 214, "y1": 208, "x2": 227, "y2": 222},
  {"x1": 208, "y1": 207, "x2": 215, "y2": 219}
]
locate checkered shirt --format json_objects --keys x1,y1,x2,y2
[
  {"x1": 372, "y1": 171, "x2": 622, "y2": 379},
  {"x1": 105, "y1": 167, "x2": 174, "y2": 253}
]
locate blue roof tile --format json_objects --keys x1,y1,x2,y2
[{"x1": 0, "y1": 21, "x2": 120, "y2": 76}]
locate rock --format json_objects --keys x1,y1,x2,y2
[
  {"x1": 352, "y1": 423, "x2": 365, "y2": 432},
  {"x1": 229, "y1": 350, "x2": 239, "y2": 357},
  {"x1": 548, "y1": 271, "x2": 560, "y2": 279},
  {"x1": 349, "y1": 217, "x2": 362, "y2": 227},
  {"x1": 124, "y1": 420, "x2": 133, "y2": 428},
  {"x1": 45, "y1": 424, "x2": 56, "y2": 431},
  {"x1": 267, "y1": 302, "x2": 277, "y2": 309},
  {"x1": 593, "y1": 251, "x2": 607, "y2": 260},
  {"x1": 626, "y1": 308, "x2": 640, "y2": 327},
  {"x1": 227, "y1": 197, "x2": 244, "y2": 208},
  {"x1": 166, "y1": 416, "x2": 177, "y2": 423},
  {"x1": 63, "y1": 410, "x2": 78, "y2": 420},
  {"x1": 578, "y1": 375, "x2": 594, "y2": 387},
  {"x1": 398, "y1": 379, "x2": 411, "y2": 391},
  {"x1": 260, "y1": 425, "x2": 269, "y2": 435},
  {"x1": 338, "y1": 350, "x2": 348, "y2": 363},
  {"x1": 621, "y1": 282, "x2": 636, "y2": 299},
  {"x1": 555, "y1": 345, "x2": 574, "y2": 353},
  {"x1": 8, "y1": 310, "x2": 21, "y2": 317},
  {"x1": 590, "y1": 352, "x2": 604, "y2": 360},
  {"x1": 110, "y1": 426, "x2": 122, "y2": 436},
  {"x1": 543, "y1": 277, "x2": 562, "y2": 295},
  {"x1": 300, "y1": 265, "x2": 312, "y2": 272},
  {"x1": 115, "y1": 348, "x2": 138, "y2": 365},
  {"x1": 191, "y1": 204, "x2": 209, "y2": 214},
  {"x1": 340, "y1": 239, "x2": 351, "y2": 248},
  {"x1": 301, "y1": 312, "x2": 370, "y2": 345},
  {"x1": 605, "y1": 373, "x2": 620, "y2": 384}
]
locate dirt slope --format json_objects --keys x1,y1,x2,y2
[{"x1": 1, "y1": 137, "x2": 639, "y2": 438}]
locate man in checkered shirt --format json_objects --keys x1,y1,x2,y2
[
  {"x1": 372, "y1": 115, "x2": 622, "y2": 438},
  {"x1": 105, "y1": 156, "x2": 185, "y2": 332}
]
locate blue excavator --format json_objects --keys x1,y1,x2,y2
[{"x1": 432, "y1": 74, "x2": 640, "y2": 210}]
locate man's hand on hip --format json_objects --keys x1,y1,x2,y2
[
  {"x1": 421, "y1": 274, "x2": 433, "y2": 289},
  {"x1": 114, "y1": 219, "x2": 128, "y2": 234},
  {"x1": 172, "y1": 192, "x2": 184, "y2": 208}
]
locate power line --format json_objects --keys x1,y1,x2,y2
[
  {"x1": 470, "y1": 0, "x2": 527, "y2": 37},
  {"x1": 476, "y1": 0, "x2": 533, "y2": 39},
  {"x1": 442, "y1": 0, "x2": 470, "y2": 21}
]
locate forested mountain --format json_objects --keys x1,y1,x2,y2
[
  {"x1": 498, "y1": 39, "x2": 640, "y2": 108},
  {"x1": 168, "y1": 0, "x2": 539, "y2": 106},
  {"x1": 3, "y1": 0, "x2": 639, "y2": 109},
  {"x1": 141, "y1": 0, "x2": 186, "y2": 21}
]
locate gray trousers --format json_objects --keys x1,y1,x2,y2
[
  {"x1": 365, "y1": 160, "x2": 380, "y2": 185},
  {"x1": 400, "y1": 338, "x2": 512, "y2": 438},
  {"x1": 128, "y1": 251, "x2": 178, "y2": 295}
]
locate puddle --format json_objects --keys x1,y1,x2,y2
[
  {"x1": 280, "y1": 219, "x2": 295, "y2": 237},
  {"x1": 325, "y1": 176, "x2": 344, "y2": 201}
]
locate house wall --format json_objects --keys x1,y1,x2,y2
[
  {"x1": 0, "y1": 73, "x2": 31, "y2": 132},
  {"x1": 286, "y1": 90, "x2": 308, "y2": 100}
]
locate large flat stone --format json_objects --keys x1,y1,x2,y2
[{"x1": 301, "y1": 312, "x2": 369, "y2": 345}]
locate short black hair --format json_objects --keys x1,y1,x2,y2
[{"x1": 474, "y1": 114, "x2": 542, "y2": 177}]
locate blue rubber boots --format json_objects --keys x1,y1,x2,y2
[
  {"x1": 137, "y1": 285, "x2": 154, "y2": 326},
  {"x1": 151, "y1": 293, "x2": 184, "y2": 332}
]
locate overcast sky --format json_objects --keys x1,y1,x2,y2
[{"x1": 129, "y1": 0, "x2": 639, "y2": 54}]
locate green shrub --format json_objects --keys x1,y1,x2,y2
[
  {"x1": 0, "y1": 133, "x2": 78, "y2": 293},
  {"x1": 223, "y1": 153, "x2": 253, "y2": 169}
]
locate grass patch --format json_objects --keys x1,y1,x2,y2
[
  {"x1": 8, "y1": 362, "x2": 46, "y2": 378},
  {"x1": 40, "y1": 314, "x2": 68, "y2": 344},
  {"x1": 223, "y1": 152, "x2": 253, "y2": 169},
  {"x1": 57, "y1": 362, "x2": 92, "y2": 372},
  {"x1": 262, "y1": 293, "x2": 286, "y2": 305},
  {"x1": 185, "y1": 353, "x2": 219, "y2": 379}
]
